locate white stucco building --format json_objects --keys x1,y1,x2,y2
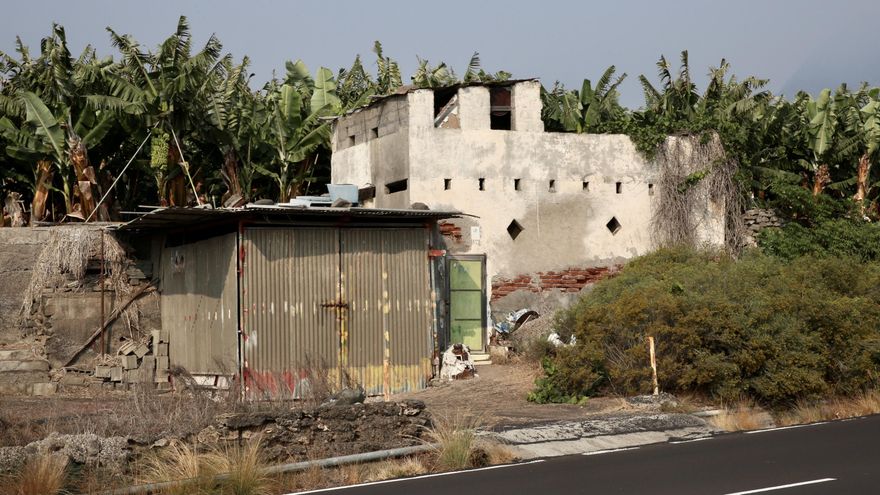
[{"x1": 331, "y1": 80, "x2": 724, "y2": 351}]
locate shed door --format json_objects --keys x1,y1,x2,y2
[
  {"x1": 449, "y1": 258, "x2": 485, "y2": 351},
  {"x1": 241, "y1": 227, "x2": 433, "y2": 398}
]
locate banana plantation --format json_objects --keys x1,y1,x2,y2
[{"x1": 1, "y1": 17, "x2": 879, "y2": 228}]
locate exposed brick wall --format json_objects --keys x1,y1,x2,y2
[
  {"x1": 491, "y1": 266, "x2": 619, "y2": 300},
  {"x1": 439, "y1": 221, "x2": 463, "y2": 243}
]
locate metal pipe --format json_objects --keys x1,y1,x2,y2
[{"x1": 101, "y1": 444, "x2": 434, "y2": 495}]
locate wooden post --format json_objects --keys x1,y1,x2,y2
[{"x1": 648, "y1": 336, "x2": 659, "y2": 396}]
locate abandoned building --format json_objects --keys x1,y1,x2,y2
[
  {"x1": 117, "y1": 205, "x2": 455, "y2": 398},
  {"x1": 331, "y1": 79, "x2": 726, "y2": 352}
]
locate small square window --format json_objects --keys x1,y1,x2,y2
[
  {"x1": 514, "y1": 178, "x2": 521, "y2": 191},
  {"x1": 616, "y1": 182, "x2": 622, "y2": 194},
  {"x1": 606, "y1": 216, "x2": 622, "y2": 235},
  {"x1": 648, "y1": 183, "x2": 654, "y2": 196},
  {"x1": 444, "y1": 178, "x2": 452, "y2": 190},
  {"x1": 507, "y1": 219, "x2": 524, "y2": 240},
  {"x1": 347, "y1": 135, "x2": 356, "y2": 147},
  {"x1": 370, "y1": 127, "x2": 379, "y2": 139},
  {"x1": 479, "y1": 178, "x2": 485, "y2": 191},
  {"x1": 549, "y1": 179, "x2": 556, "y2": 192},
  {"x1": 582, "y1": 181, "x2": 590, "y2": 192}
]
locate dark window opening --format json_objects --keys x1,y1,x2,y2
[
  {"x1": 444, "y1": 178, "x2": 452, "y2": 190},
  {"x1": 606, "y1": 217, "x2": 622, "y2": 235},
  {"x1": 433, "y1": 87, "x2": 458, "y2": 127},
  {"x1": 549, "y1": 179, "x2": 556, "y2": 192},
  {"x1": 648, "y1": 183, "x2": 654, "y2": 196},
  {"x1": 347, "y1": 135, "x2": 356, "y2": 147},
  {"x1": 616, "y1": 182, "x2": 623, "y2": 194},
  {"x1": 370, "y1": 127, "x2": 379, "y2": 139},
  {"x1": 507, "y1": 219, "x2": 524, "y2": 240},
  {"x1": 582, "y1": 181, "x2": 590, "y2": 192},
  {"x1": 514, "y1": 178, "x2": 521, "y2": 191},
  {"x1": 490, "y1": 87, "x2": 512, "y2": 130},
  {"x1": 433, "y1": 87, "x2": 457, "y2": 118},
  {"x1": 385, "y1": 179, "x2": 408, "y2": 194},
  {"x1": 479, "y1": 178, "x2": 485, "y2": 191}
]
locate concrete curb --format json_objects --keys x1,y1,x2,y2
[{"x1": 483, "y1": 413, "x2": 721, "y2": 459}]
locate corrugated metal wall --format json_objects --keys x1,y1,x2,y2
[
  {"x1": 241, "y1": 226, "x2": 434, "y2": 398},
  {"x1": 160, "y1": 233, "x2": 238, "y2": 375},
  {"x1": 240, "y1": 228, "x2": 339, "y2": 398}
]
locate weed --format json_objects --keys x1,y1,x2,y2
[
  {"x1": 206, "y1": 440, "x2": 273, "y2": 495},
  {"x1": 474, "y1": 439, "x2": 518, "y2": 466},
  {"x1": 423, "y1": 413, "x2": 479, "y2": 471},
  {"x1": 2, "y1": 453, "x2": 68, "y2": 495},
  {"x1": 708, "y1": 399, "x2": 767, "y2": 432},
  {"x1": 139, "y1": 442, "x2": 218, "y2": 495},
  {"x1": 367, "y1": 457, "x2": 428, "y2": 481}
]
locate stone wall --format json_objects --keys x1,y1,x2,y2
[
  {"x1": 0, "y1": 228, "x2": 49, "y2": 344},
  {"x1": 742, "y1": 208, "x2": 784, "y2": 246}
]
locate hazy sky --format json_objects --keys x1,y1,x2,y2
[{"x1": 2, "y1": 0, "x2": 879, "y2": 108}]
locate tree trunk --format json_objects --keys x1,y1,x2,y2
[
  {"x1": 68, "y1": 134, "x2": 97, "y2": 219},
  {"x1": 812, "y1": 164, "x2": 831, "y2": 197},
  {"x1": 853, "y1": 153, "x2": 872, "y2": 215},
  {"x1": 221, "y1": 148, "x2": 243, "y2": 203},
  {"x1": 31, "y1": 160, "x2": 53, "y2": 224}
]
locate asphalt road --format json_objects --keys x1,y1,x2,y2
[{"x1": 294, "y1": 414, "x2": 880, "y2": 495}]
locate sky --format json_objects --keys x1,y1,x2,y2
[{"x1": 2, "y1": 0, "x2": 879, "y2": 108}]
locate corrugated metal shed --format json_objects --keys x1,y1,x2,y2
[{"x1": 128, "y1": 206, "x2": 453, "y2": 399}]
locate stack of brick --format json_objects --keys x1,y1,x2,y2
[
  {"x1": 94, "y1": 330, "x2": 170, "y2": 391},
  {"x1": 491, "y1": 266, "x2": 618, "y2": 300}
]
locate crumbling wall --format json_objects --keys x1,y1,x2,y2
[{"x1": 0, "y1": 228, "x2": 49, "y2": 344}]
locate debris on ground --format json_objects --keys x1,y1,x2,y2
[{"x1": 439, "y1": 343, "x2": 477, "y2": 381}]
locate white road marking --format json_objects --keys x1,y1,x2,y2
[
  {"x1": 669, "y1": 437, "x2": 711, "y2": 444},
  {"x1": 745, "y1": 422, "x2": 827, "y2": 434},
  {"x1": 582, "y1": 447, "x2": 640, "y2": 455},
  {"x1": 287, "y1": 460, "x2": 546, "y2": 494},
  {"x1": 724, "y1": 478, "x2": 836, "y2": 494}
]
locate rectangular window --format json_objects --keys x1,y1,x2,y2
[
  {"x1": 489, "y1": 87, "x2": 512, "y2": 130},
  {"x1": 648, "y1": 183, "x2": 654, "y2": 196},
  {"x1": 549, "y1": 179, "x2": 556, "y2": 192},
  {"x1": 616, "y1": 182, "x2": 622, "y2": 194},
  {"x1": 385, "y1": 179, "x2": 408, "y2": 194},
  {"x1": 444, "y1": 178, "x2": 452, "y2": 190},
  {"x1": 582, "y1": 181, "x2": 590, "y2": 192},
  {"x1": 347, "y1": 135, "x2": 356, "y2": 147},
  {"x1": 479, "y1": 178, "x2": 486, "y2": 191},
  {"x1": 370, "y1": 127, "x2": 379, "y2": 139},
  {"x1": 514, "y1": 178, "x2": 521, "y2": 191}
]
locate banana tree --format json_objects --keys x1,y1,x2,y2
[
  {"x1": 543, "y1": 66, "x2": 627, "y2": 133},
  {"x1": 257, "y1": 82, "x2": 332, "y2": 202}
]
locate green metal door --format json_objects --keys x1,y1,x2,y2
[{"x1": 449, "y1": 258, "x2": 485, "y2": 350}]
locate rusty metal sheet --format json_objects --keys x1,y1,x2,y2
[
  {"x1": 160, "y1": 233, "x2": 238, "y2": 375},
  {"x1": 342, "y1": 228, "x2": 433, "y2": 396},
  {"x1": 241, "y1": 228, "x2": 339, "y2": 398}
]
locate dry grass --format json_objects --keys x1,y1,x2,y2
[
  {"x1": 776, "y1": 390, "x2": 880, "y2": 426},
  {"x1": 2, "y1": 454, "x2": 68, "y2": 495},
  {"x1": 707, "y1": 399, "x2": 767, "y2": 432},
  {"x1": 206, "y1": 440, "x2": 273, "y2": 495},
  {"x1": 138, "y1": 442, "x2": 218, "y2": 495},
  {"x1": 367, "y1": 457, "x2": 429, "y2": 481},
  {"x1": 474, "y1": 439, "x2": 518, "y2": 466},
  {"x1": 423, "y1": 413, "x2": 480, "y2": 472}
]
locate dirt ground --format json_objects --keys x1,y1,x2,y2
[{"x1": 393, "y1": 361, "x2": 634, "y2": 430}]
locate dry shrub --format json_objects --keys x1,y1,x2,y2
[
  {"x1": 473, "y1": 439, "x2": 518, "y2": 466},
  {"x1": 338, "y1": 463, "x2": 370, "y2": 485},
  {"x1": 708, "y1": 399, "x2": 766, "y2": 432},
  {"x1": 206, "y1": 439, "x2": 273, "y2": 495},
  {"x1": 297, "y1": 355, "x2": 360, "y2": 406},
  {"x1": 424, "y1": 413, "x2": 479, "y2": 472},
  {"x1": 776, "y1": 390, "x2": 880, "y2": 426},
  {"x1": 367, "y1": 457, "x2": 428, "y2": 482},
  {"x1": 139, "y1": 442, "x2": 217, "y2": 495},
  {"x1": 2, "y1": 454, "x2": 68, "y2": 495}
]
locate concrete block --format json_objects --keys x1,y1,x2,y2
[
  {"x1": 31, "y1": 382, "x2": 57, "y2": 396},
  {"x1": 134, "y1": 343, "x2": 149, "y2": 358},
  {"x1": 155, "y1": 343, "x2": 169, "y2": 357},
  {"x1": 109, "y1": 366, "x2": 123, "y2": 382},
  {"x1": 0, "y1": 360, "x2": 49, "y2": 372},
  {"x1": 155, "y1": 368, "x2": 170, "y2": 383},
  {"x1": 156, "y1": 356, "x2": 169, "y2": 370},
  {"x1": 95, "y1": 365, "x2": 112, "y2": 378},
  {"x1": 122, "y1": 355, "x2": 138, "y2": 370},
  {"x1": 140, "y1": 356, "x2": 155, "y2": 383},
  {"x1": 124, "y1": 369, "x2": 138, "y2": 383},
  {"x1": 150, "y1": 330, "x2": 161, "y2": 345},
  {"x1": 118, "y1": 341, "x2": 137, "y2": 355}
]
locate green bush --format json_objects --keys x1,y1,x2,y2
[
  {"x1": 759, "y1": 219, "x2": 880, "y2": 262},
  {"x1": 534, "y1": 248, "x2": 880, "y2": 407}
]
